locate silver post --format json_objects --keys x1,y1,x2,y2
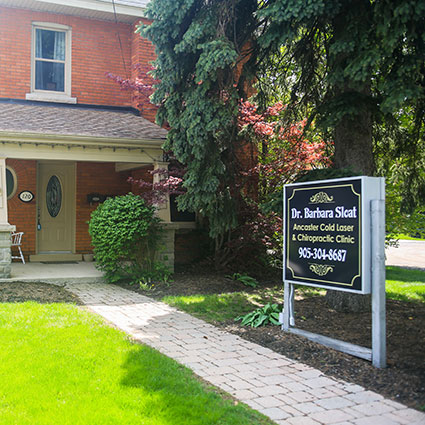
[
  {"x1": 371, "y1": 199, "x2": 386, "y2": 368},
  {"x1": 289, "y1": 283, "x2": 295, "y2": 326},
  {"x1": 283, "y1": 281, "x2": 290, "y2": 330}
]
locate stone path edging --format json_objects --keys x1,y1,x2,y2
[{"x1": 66, "y1": 282, "x2": 425, "y2": 425}]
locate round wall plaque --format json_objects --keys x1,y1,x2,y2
[{"x1": 18, "y1": 191, "x2": 34, "y2": 203}]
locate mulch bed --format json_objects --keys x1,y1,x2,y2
[{"x1": 1, "y1": 274, "x2": 424, "y2": 411}]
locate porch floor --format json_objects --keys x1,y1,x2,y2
[{"x1": 0, "y1": 261, "x2": 104, "y2": 285}]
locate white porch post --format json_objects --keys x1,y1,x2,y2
[
  {"x1": 153, "y1": 161, "x2": 171, "y2": 223},
  {"x1": 0, "y1": 157, "x2": 16, "y2": 278},
  {"x1": 153, "y1": 161, "x2": 175, "y2": 272}
]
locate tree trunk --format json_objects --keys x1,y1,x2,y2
[
  {"x1": 326, "y1": 94, "x2": 373, "y2": 312},
  {"x1": 334, "y1": 107, "x2": 374, "y2": 175}
]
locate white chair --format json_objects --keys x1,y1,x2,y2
[{"x1": 11, "y1": 232, "x2": 25, "y2": 264}]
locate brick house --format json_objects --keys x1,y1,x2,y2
[{"x1": 0, "y1": 0, "x2": 194, "y2": 277}]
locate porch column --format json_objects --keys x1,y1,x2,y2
[
  {"x1": 153, "y1": 161, "x2": 175, "y2": 272},
  {"x1": 0, "y1": 157, "x2": 16, "y2": 278},
  {"x1": 153, "y1": 161, "x2": 171, "y2": 223}
]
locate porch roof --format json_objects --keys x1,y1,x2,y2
[{"x1": 0, "y1": 101, "x2": 167, "y2": 143}]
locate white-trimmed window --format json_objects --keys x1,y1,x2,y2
[
  {"x1": 26, "y1": 23, "x2": 76, "y2": 104},
  {"x1": 6, "y1": 167, "x2": 17, "y2": 200}
]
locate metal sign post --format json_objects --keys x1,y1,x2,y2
[
  {"x1": 371, "y1": 199, "x2": 386, "y2": 368},
  {"x1": 282, "y1": 177, "x2": 386, "y2": 368}
]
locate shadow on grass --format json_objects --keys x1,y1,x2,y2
[
  {"x1": 386, "y1": 266, "x2": 425, "y2": 283},
  {"x1": 120, "y1": 345, "x2": 272, "y2": 425},
  {"x1": 161, "y1": 292, "x2": 258, "y2": 322},
  {"x1": 386, "y1": 289, "x2": 425, "y2": 303}
]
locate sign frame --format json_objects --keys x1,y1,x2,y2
[
  {"x1": 282, "y1": 176, "x2": 386, "y2": 368},
  {"x1": 284, "y1": 176, "x2": 384, "y2": 294}
]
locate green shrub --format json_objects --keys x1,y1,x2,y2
[{"x1": 89, "y1": 193, "x2": 170, "y2": 284}]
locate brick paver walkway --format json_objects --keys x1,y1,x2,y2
[{"x1": 66, "y1": 282, "x2": 425, "y2": 425}]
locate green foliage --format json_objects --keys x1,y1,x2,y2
[
  {"x1": 139, "y1": 262, "x2": 173, "y2": 290},
  {"x1": 227, "y1": 273, "x2": 258, "y2": 288},
  {"x1": 140, "y1": 0, "x2": 258, "y2": 242},
  {"x1": 256, "y1": 0, "x2": 425, "y2": 207},
  {"x1": 89, "y1": 194, "x2": 168, "y2": 284},
  {"x1": 235, "y1": 303, "x2": 282, "y2": 327},
  {"x1": 140, "y1": 0, "x2": 425, "y2": 260}
]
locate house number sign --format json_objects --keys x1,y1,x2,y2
[
  {"x1": 284, "y1": 176, "x2": 384, "y2": 294},
  {"x1": 18, "y1": 191, "x2": 34, "y2": 203}
]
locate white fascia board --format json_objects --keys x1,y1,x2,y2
[
  {"x1": 0, "y1": 0, "x2": 148, "y2": 20},
  {"x1": 0, "y1": 142, "x2": 160, "y2": 163},
  {"x1": 0, "y1": 132, "x2": 165, "y2": 162},
  {"x1": 0, "y1": 131, "x2": 165, "y2": 149},
  {"x1": 35, "y1": 0, "x2": 147, "y2": 16}
]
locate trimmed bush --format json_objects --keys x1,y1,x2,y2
[{"x1": 89, "y1": 193, "x2": 170, "y2": 284}]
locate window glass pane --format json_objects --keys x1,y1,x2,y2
[
  {"x1": 35, "y1": 29, "x2": 65, "y2": 61},
  {"x1": 35, "y1": 61, "x2": 65, "y2": 91},
  {"x1": 46, "y1": 175, "x2": 62, "y2": 218},
  {"x1": 6, "y1": 169, "x2": 15, "y2": 198}
]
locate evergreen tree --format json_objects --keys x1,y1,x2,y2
[{"x1": 140, "y1": 0, "x2": 425, "y2": 254}]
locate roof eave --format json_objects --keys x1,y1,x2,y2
[
  {"x1": 0, "y1": 0, "x2": 148, "y2": 22},
  {"x1": 0, "y1": 131, "x2": 165, "y2": 148}
]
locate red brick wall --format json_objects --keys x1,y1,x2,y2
[
  {"x1": 0, "y1": 6, "x2": 156, "y2": 110},
  {"x1": 131, "y1": 20, "x2": 158, "y2": 123},
  {"x1": 6, "y1": 159, "x2": 37, "y2": 260},
  {"x1": 130, "y1": 165, "x2": 153, "y2": 196},
  {"x1": 75, "y1": 162, "x2": 132, "y2": 253}
]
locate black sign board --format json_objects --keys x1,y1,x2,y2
[{"x1": 284, "y1": 177, "x2": 374, "y2": 293}]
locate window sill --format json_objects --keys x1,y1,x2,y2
[{"x1": 26, "y1": 92, "x2": 77, "y2": 104}]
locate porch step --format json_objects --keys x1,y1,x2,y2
[{"x1": 29, "y1": 254, "x2": 83, "y2": 262}]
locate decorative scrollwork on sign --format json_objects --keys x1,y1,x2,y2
[
  {"x1": 309, "y1": 263, "x2": 334, "y2": 276},
  {"x1": 309, "y1": 191, "x2": 334, "y2": 204}
]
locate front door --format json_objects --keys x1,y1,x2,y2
[{"x1": 37, "y1": 162, "x2": 75, "y2": 253}]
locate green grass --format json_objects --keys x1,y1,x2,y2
[
  {"x1": 163, "y1": 267, "x2": 425, "y2": 324},
  {"x1": 0, "y1": 301, "x2": 273, "y2": 425},
  {"x1": 386, "y1": 266, "x2": 425, "y2": 302},
  {"x1": 392, "y1": 233, "x2": 424, "y2": 241}
]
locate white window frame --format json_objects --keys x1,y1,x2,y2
[{"x1": 26, "y1": 22, "x2": 76, "y2": 104}]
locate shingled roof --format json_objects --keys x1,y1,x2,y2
[{"x1": 0, "y1": 101, "x2": 167, "y2": 141}]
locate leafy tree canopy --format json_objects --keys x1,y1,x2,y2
[{"x1": 140, "y1": 0, "x2": 425, "y2": 242}]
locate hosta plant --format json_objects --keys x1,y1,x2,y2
[{"x1": 235, "y1": 303, "x2": 282, "y2": 327}]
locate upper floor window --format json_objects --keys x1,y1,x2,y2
[
  {"x1": 26, "y1": 23, "x2": 76, "y2": 104},
  {"x1": 35, "y1": 28, "x2": 66, "y2": 92}
]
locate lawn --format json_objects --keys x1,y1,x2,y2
[
  {"x1": 392, "y1": 233, "x2": 424, "y2": 241},
  {"x1": 386, "y1": 266, "x2": 425, "y2": 302},
  {"x1": 0, "y1": 301, "x2": 273, "y2": 425}
]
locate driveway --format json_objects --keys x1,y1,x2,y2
[{"x1": 386, "y1": 240, "x2": 425, "y2": 270}]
